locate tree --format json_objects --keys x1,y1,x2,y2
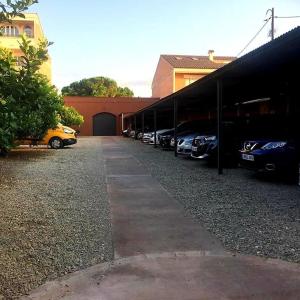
[
  {"x1": 59, "y1": 106, "x2": 84, "y2": 127},
  {"x1": 0, "y1": 36, "x2": 63, "y2": 154},
  {"x1": 62, "y1": 76, "x2": 134, "y2": 97},
  {"x1": 0, "y1": 0, "x2": 38, "y2": 22}
]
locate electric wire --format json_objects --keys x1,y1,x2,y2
[
  {"x1": 275, "y1": 16, "x2": 300, "y2": 19},
  {"x1": 237, "y1": 18, "x2": 270, "y2": 57}
]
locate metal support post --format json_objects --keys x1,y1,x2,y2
[
  {"x1": 174, "y1": 99, "x2": 178, "y2": 157},
  {"x1": 217, "y1": 80, "x2": 223, "y2": 175},
  {"x1": 121, "y1": 113, "x2": 124, "y2": 132},
  {"x1": 154, "y1": 110, "x2": 157, "y2": 148},
  {"x1": 134, "y1": 115, "x2": 137, "y2": 140},
  {"x1": 142, "y1": 113, "x2": 145, "y2": 135}
]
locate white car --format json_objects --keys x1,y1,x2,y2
[{"x1": 142, "y1": 132, "x2": 153, "y2": 143}]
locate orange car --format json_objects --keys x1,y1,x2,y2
[{"x1": 19, "y1": 123, "x2": 77, "y2": 149}]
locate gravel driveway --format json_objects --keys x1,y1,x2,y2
[
  {"x1": 1, "y1": 136, "x2": 299, "y2": 299},
  {"x1": 0, "y1": 138, "x2": 113, "y2": 299},
  {"x1": 119, "y1": 138, "x2": 300, "y2": 264}
]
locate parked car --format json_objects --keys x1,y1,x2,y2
[
  {"x1": 240, "y1": 138, "x2": 300, "y2": 176},
  {"x1": 176, "y1": 132, "x2": 201, "y2": 156},
  {"x1": 159, "y1": 121, "x2": 206, "y2": 150},
  {"x1": 148, "y1": 129, "x2": 172, "y2": 145},
  {"x1": 137, "y1": 131, "x2": 144, "y2": 140},
  {"x1": 122, "y1": 129, "x2": 130, "y2": 137},
  {"x1": 18, "y1": 123, "x2": 77, "y2": 149},
  {"x1": 159, "y1": 129, "x2": 175, "y2": 149},
  {"x1": 142, "y1": 132, "x2": 154, "y2": 143},
  {"x1": 129, "y1": 130, "x2": 135, "y2": 138},
  {"x1": 129, "y1": 128, "x2": 149, "y2": 140},
  {"x1": 191, "y1": 134, "x2": 217, "y2": 159},
  {"x1": 191, "y1": 123, "x2": 240, "y2": 165}
]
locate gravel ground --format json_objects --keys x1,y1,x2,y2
[
  {"x1": 0, "y1": 138, "x2": 113, "y2": 299},
  {"x1": 119, "y1": 138, "x2": 300, "y2": 264}
]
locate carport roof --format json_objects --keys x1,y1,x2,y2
[{"x1": 128, "y1": 26, "x2": 300, "y2": 117}]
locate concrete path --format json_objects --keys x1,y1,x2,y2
[{"x1": 23, "y1": 137, "x2": 300, "y2": 300}]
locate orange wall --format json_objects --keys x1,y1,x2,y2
[
  {"x1": 64, "y1": 96, "x2": 159, "y2": 136},
  {"x1": 152, "y1": 57, "x2": 174, "y2": 98}
]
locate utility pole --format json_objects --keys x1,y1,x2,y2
[
  {"x1": 266, "y1": 7, "x2": 275, "y2": 40},
  {"x1": 271, "y1": 7, "x2": 275, "y2": 40}
]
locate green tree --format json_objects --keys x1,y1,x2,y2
[
  {"x1": 0, "y1": 0, "x2": 38, "y2": 22},
  {"x1": 59, "y1": 106, "x2": 84, "y2": 127},
  {"x1": 0, "y1": 36, "x2": 63, "y2": 154},
  {"x1": 62, "y1": 76, "x2": 134, "y2": 97}
]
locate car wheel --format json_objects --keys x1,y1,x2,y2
[{"x1": 49, "y1": 137, "x2": 63, "y2": 149}]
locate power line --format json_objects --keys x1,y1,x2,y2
[
  {"x1": 237, "y1": 19, "x2": 270, "y2": 57},
  {"x1": 275, "y1": 15, "x2": 300, "y2": 19}
]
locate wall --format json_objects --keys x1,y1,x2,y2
[
  {"x1": 0, "y1": 13, "x2": 52, "y2": 81},
  {"x1": 64, "y1": 96, "x2": 159, "y2": 136},
  {"x1": 151, "y1": 57, "x2": 174, "y2": 98}
]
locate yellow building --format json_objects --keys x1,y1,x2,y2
[
  {"x1": 152, "y1": 51, "x2": 236, "y2": 98},
  {"x1": 0, "y1": 13, "x2": 52, "y2": 81}
]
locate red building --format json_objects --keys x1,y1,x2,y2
[{"x1": 64, "y1": 96, "x2": 159, "y2": 136}]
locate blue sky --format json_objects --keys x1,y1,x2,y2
[{"x1": 30, "y1": 0, "x2": 300, "y2": 96}]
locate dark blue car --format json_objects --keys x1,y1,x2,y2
[{"x1": 240, "y1": 139, "x2": 300, "y2": 176}]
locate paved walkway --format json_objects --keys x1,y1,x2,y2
[{"x1": 23, "y1": 137, "x2": 300, "y2": 300}]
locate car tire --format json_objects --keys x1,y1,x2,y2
[{"x1": 49, "y1": 137, "x2": 63, "y2": 149}]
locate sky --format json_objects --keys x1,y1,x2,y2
[{"x1": 29, "y1": 0, "x2": 300, "y2": 97}]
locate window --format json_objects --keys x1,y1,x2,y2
[
  {"x1": 183, "y1": 74, "x2": 202, "y2": 87},
  {"x1": 1, "y1": 25, "x2": 19, "y2": 36},
  {"x1": 185, "y1": 78, "x2": 197, "y2": 86},
  {"x1": 24, "y1": 26, "x2": 33, "y2": 37}
]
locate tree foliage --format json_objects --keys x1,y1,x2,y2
[
  {"x1": 0, "y1": 0, "x2": 38, "y2": 22},
  {"x1": 59, "y1": 106, "x2": 84, "y2": 127},
  {"x1": 0, "y1": 36, "x2": 63, "y2": 153},
  {"x1": 62, "y1": 76, "x2": 134, "y2": 97}
]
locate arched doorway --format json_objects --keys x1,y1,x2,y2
[{"x1": 93, "y1": 113, "x2": 117, "y2": 136}]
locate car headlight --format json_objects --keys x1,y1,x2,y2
[
  {"x1": 261, "y1": 141, "x2": 287, "y2": 150},
  {"x1": 205, "y1": 136, "x2": 216, "y2": 141},
  {"x1": 64, "y1": 129, "x2": 74, "y2": 134}
]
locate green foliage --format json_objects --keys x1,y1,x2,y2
[
  {"x1": 0, "y1": 0, "x2": 38, "y2": 22},
  {"x1": 59, "y1": 106, "x2": 84, "y2": 127},
  {"x1": 62, "y1": 76, "x2": 134, "y2": 97},
  {"x1": 0, "y1": 37, "x2": 63, "y2": 153}
]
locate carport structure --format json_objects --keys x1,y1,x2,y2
[{"x1": 125, "y1": 26, "x2": 300, "y2": 174}]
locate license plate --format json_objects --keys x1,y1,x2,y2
[
  {"x1": 242, "y1": 154, "x2": 254, "y2": 161},
  {"x1": 192, "y1": 146, "x2": 198, "y2": 152}
]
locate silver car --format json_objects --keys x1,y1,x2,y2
[{"x1": 177, "y1": 133, "x2": 201, "y2": 156}]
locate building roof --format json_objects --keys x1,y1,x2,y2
[{"x1": 161, "y1": 54, "x2": 236, "y2": 69}]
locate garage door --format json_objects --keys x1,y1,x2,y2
[{"x1": 93, "y1": 113, "x2": 117, "y2": 136}]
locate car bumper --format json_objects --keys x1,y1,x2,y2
[
  {"x1": 142, "y1": 137, "x2": 151, "y2": 143},
  {"x1": 191, "y1": 151, "x2": 209, "y2": 159},
  {"x1": 177, "y1": 145, "x2": 192, "y2": 156},
  {"x1": 63, "y1": 138, "x2": 77, "y2": 146},
  {"x1": 160, "y1": 140, "x2": 172, "y2": 149}
]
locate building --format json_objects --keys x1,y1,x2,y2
[
  {"x1": 64, "y1": 96, "x2": 159, "y2": 136},
  {"x1": 152, "y1": 51, "x2": 236, "y2": 98},
  {"x1": 0, "y1": 13, "x2": 51, "y2": 81}
]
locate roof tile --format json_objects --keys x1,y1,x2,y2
[{"x1": 161, "y1": 54, "x2": 236, "y2": 69}]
